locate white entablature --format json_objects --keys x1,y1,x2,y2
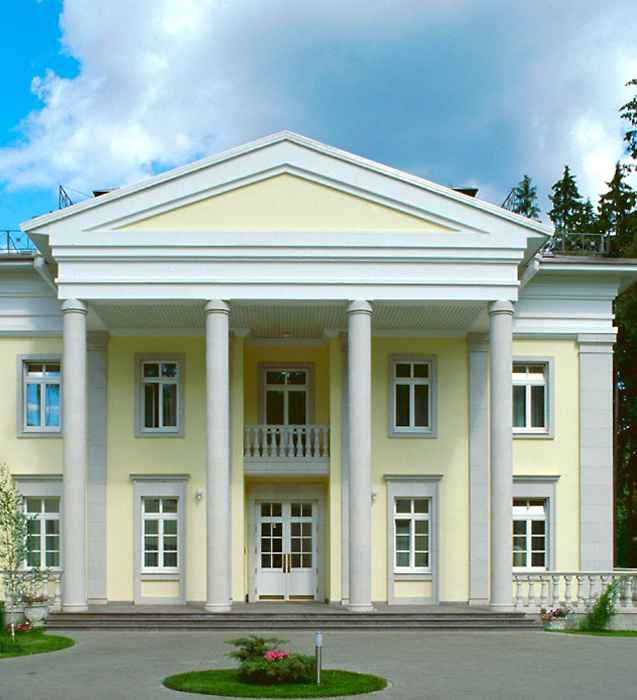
[{"x1": 22, "y1": 132, "x2": 552, "y2": 304}]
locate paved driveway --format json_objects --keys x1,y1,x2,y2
[{"x1": 1, "y1": 629, "x2": 635, "y2": 700}]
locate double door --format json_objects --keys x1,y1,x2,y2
[{"x1": 256, "y1": 501, "x2": 317, "y2": 601}]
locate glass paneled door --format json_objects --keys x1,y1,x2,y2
[{"x1": 256, "y1": 501, "x2": 317, "y2": 601}]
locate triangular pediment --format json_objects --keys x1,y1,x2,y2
[{"x1": 118, "y1": 174, "x2": 452, "y2": 232}]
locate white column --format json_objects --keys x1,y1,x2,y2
[
  {"x1": 204, "y1": 300, "x2": 232, "y2": 612},
  {"x1": 347, "y1": 300, "x2": 374, "y2": 612},
  {"x1": 61, "y1": 299, "x2": 89, "y2": 612},
  {"x1": 488, "y1": 300, "x2": 514, "y2": 610}
]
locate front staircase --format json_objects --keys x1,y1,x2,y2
[{"x1": 47, "y1": 608, "x2": 538, "y2": 631}]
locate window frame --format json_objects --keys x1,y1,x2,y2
[
  {"x1": 393, "y1": 497, "x2": 431, "y2": 573},
  {"x1": 512, "y1": 476, "x2": 558, "y2": 572},
  {"x1": 17, "y1": 355, "x2": 62, "y2": 438},
  {"x1": 388, "y1": 355, "x2": 437, "y2": 438},
  {"x1": 512, "y1": 357, "x2": 554, "y2": 439},
  {"x1": 258, "y1": 362, "x2": 315, "y2": 425},
  {"x1": 134, "y1": 354, "x2": 184, "y2": 438},
  {"x1": 24, "y1": 496, "x2": 61, "y2": 569},
  {"x1": 132, "y1": 475, "x2": 187, "y2": 604},
  {"x1": 141, "y1": 496, "x2": 180, "y2": 574},
  {"x1": 12, "y1": 475, "x2": 63, "y2": 571},
  {"x1": 385, "y1": 475, "x2": 441, "y2": 605}
]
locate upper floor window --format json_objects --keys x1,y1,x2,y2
[
  {"x1": 389, "y1": 356, "x2": 437, "y2": 437},
  {"x1": 135, "y1": 355, "x2": 184, "y2": 437},
  {"x1": 25, "y1": 497, "x2": 61, "y2": 568},
  {"x1": 513, "y1": 498, "x2": 547, "y2": 569},
  {"x1": 22, "y1": 360, "x2": 61, "y2": 434},
  {"x1": 265, "y1": 369, "x2": 308, "y2": 426},
  {"x1": 513, "y1": 363, "x2": 547, "y2": 433}
]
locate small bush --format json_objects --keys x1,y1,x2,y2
[
  {"x1": 580, "y1": 579, "x2": 620, "y2": 631},
  {"x1": 227, "y1": 635, "x2": 314, "y2": 685},
  {"x1": 0, "y1": 635, "x2": 20, "y2": 653}
]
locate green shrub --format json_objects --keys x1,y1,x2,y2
[
  {"x1": 226, "y1": 635, "x2": 314, "y2": 685},
  {"x1": 0, "y1": 634, "x2": 20, "y2": 653},
  {"x1": 580, "y1": 579, "x2": 620, "y2": 631}
]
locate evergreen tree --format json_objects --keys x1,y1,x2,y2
[
  {"x1": 548, "y1": 166, "x2": 593, "y2": 232},
  {"x1": 620, "y1": 78, "x2": 637, "y2": 165},
  {"x1": 509, "y1": 174, "x2": 540, "y2": 220},
  {"x1": 614, "y1": 80, "x2": 637, "y2": 566}
]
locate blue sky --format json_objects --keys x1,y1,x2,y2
[{"x1": 1, "y1": 0, "x2": 636, "y2": 235}]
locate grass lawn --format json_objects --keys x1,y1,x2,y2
[
  {"x1": 163, "y1": 668, "x2": 388, "y2": 698},
  {"x1": 0, "y1": 629, "x2": 75, "y2": 658},
  {"x1": 555, "y1": 629, "x2": 637, "y2": 637}
]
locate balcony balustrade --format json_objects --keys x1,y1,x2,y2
[{"x1": 243, "y1": 425, "x2": 330, "y2": 475}]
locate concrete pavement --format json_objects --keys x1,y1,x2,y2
[{"x1": 1, "y1": 628, "x2": 635, "y2": 700}]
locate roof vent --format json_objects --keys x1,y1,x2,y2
[{"x1": 92, "y1": 189, "x2": 116, "y2": 198}]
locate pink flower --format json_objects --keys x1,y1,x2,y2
[{"x1": 264, "y1": 650, "x2": 289, "y2": 661}]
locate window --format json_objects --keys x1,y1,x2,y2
[
  {"x1": 394, "y1": 498, "x2": 430, "y2": 572},
  {"x1": 264, "y1": 369, "x2": 308, "y2": 425},
  {"x1": 142, "y1": 497, "x2": 179, "y2": 572},
  {"x1": 513, "y1": 362, "x2": 547, "y2": 433},
  {"x1": 389, "y1": 356, "x2": 437, "y2": 437},
  {"x1": 24, "y1": 497, "x2": 61, "y2": 568},
  {"x1": 135, "y1": 355, "x2": 184, "y2": 437},
  {"x1": 20, "y1": 359, "x2": 61, "y2": 434},
  {"x1": 512, "y1": 499, "x2": 547, "y2": 569}
]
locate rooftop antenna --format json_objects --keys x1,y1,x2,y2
[{"x1": 59, "y1": 186, "x2": 73, "y2": 209}]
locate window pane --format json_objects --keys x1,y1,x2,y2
[
  {"x1": 164, "y1": 552, "x2": 178, "y2": 567},
  {"x1": 144, "y1": 535, "x2": 159, "y2": 551},
  {"x1": 261, "y1": 503, "x2": 271, "y2": 517},
  {"x1": 26, "y1": 383, "x2": 41, "y2": 427},
  {"x1": 44, "y1": 384, "x2": 60, "y2": 427},
  {"x1": 163, "y1": 520, "x2": 178, "y2": 535},
  {"x1": 396, "y1": 551, "x2": 410, "y2": 567},
  {"x1": 266, "y1": 371, "x2": 285, "y2": 385},
  {"x1": 528, "y1": 365, "x2": 545, "y2": 375},
  {"x1": 46, "y1": 551, "x2": 60, "y2": 567},
  {"x1": 531, "y1": 385, "x2": 545, "y2": 427},
  {"x1": 395, "y1": 384, "x2": 410, "y2": 427},
  {"x1": 513, "y1": 551, "x2": 526, "y2": 567},
  {"x1": 144, "y1": 498, "x2": 160, "y2": 513},
  {"x1": 145, "y1": 552, "x2": 159, "y2": 567},
  {"x1": 162, "y1": 384, "x2": 178, "y2": 427},
  {"x1": 413, "y1": 499, "x2": 428, "y2": 514},
  {"x1": 287, "y1": 371, "x2": 306, "y2": 385},
  {"x1": 395, "y1": 499, "x2": 411, "y2": 514},
  {"x1": 45, "y1": 363, "x2": 61, "y2": 377},
  {"x1": 161, "y1": 363, "x2": 178, "y2": 378},
  {"x1": 162, "y1": 498, "x2": 178, "y2": 514},
  {"x1": 144, "y1": 520, "x2": 159, "y2": 535},
  {"x1": 45, "y1": 519, "x2": 59, "y2": 534},
  {"x1": 531, "y1": 551, "x2": 546, "y2": 567},
  {"x1": 26, "y1": 363, "x2": 44, "y2": 377},
  {"x1": 414, "y1": 552, "x2": 428, "y2": 568},
  {"x1": 143, "y1": 363, "x2": 159, "y2": 378},
  {"x1": 513, "y1": 520, "x2": 526, "y2": 535},
  {"x1": 272, "y1": 503, "x2": 282, "y2": 518},
  {"x1": 266, "y1": 391, "x2": 284, "y2": 424},
  {"x1": 414, "y1": 384, "x2": 429, "y2": 427},
  {"x1": 413, "y1": 363, "x2": 428, "y2": 378},
  {"x1": 288, "y1": 391, "x2": 306, "y2": 425},
  {"x1": 395, "y1": 363, "x2": 411, "y2": 378},
  {"x1": 513, "y1": 385, "x2": 526, "y2": 427},
  {"x1": 144, "y1": 384, "x2": 159, "y2": 428},
  {"x1": 415, "y1": 520, "x2": 428, "y2": 535},
  {"x1": 43, "y1": 498, "x2": 59, "y2": 513},
  {"x1": 291, "y1": 503, "x2": 300, "y2": 517},
  {"x1": 26, "y1": 498, "x2": 42, "y2": 513}
]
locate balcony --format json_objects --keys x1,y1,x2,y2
[{"x1": 243, "y1": 425, "x2": 330, "y2": 476}]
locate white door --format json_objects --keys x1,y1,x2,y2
[{"x1": 256, "y1": 501, "x2": 317, "y2": 601}]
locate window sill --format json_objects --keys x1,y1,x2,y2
[
  {"x1": 141, "y1": 571, "x2": 180, "y2": 579},
  {"x1": 389, "y1": 430, "x2": 437, "y2": 439},
  {"x1": 513, "y1": 431, "x2": 552, "y2": 440},
  {"x1": 393, "y1": 571, "x2": 432, "y2": 580},
  {"x1": 135, "y1": 431, "x2": 183, "y2": 439},
  {"x1": 18, "y1": 431, "x2": 62, "y2": 439}
]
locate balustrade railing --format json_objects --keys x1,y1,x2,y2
[
  {"x1": 1, "y1": 569, "x2": 63, "y2": 612},
  {"x1": 513, "y1": 571, "x2": 637, "y2": 611},
  {"x1": 244, "y1": 425, "x2": 330, "y2": 461}
]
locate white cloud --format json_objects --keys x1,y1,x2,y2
[{"x1": 0, "y1": 0, "x2": 636, "y2": 212}]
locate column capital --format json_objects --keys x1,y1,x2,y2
[
  {"x1": 487, "y1": 300, "x2": 514, "y2": 317},
  {"x1": 61, "y1": 299, "x2": 87, "y2": 315},
  {"x1": 204, "y1": 300, "x2": 230, "y2": 315},
  {"x1": 346, "y1": 300, "x2": 373, "y2": 316}
]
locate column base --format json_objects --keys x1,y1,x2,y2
[
  {"x1": 204, "y1": 603, "x2": 232, "y2": 613},
  {"x1": 62, "y1": 603, "x2": 89, "y2": 613},
  {"x1": 347, "y1": 603, "x2": 374, "y2": 613},
  {"x1": 489, "y1": 603, "x2": 515, "y2": 612}
]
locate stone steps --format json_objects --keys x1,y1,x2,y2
[{"x1": 47, "y1": 611, "x2": 538, "y2": 631}]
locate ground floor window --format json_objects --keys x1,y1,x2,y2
[
  {"x1": 512, "y1": 498, "x2": 547, "y2": 569},
  {"x1": 394, "y1": 498, "x2": 430, "y2": 571},
  {"x1": 142, "y1": 497, "x2": 179, "y2": 571},
  {"x1": 25, "y1": 497, "x2": 61, "y2": 568}
]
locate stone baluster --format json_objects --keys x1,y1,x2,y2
[
  {"x1": 514, "y1": 576, "x2": 523, "y2": 608},
  {"x1": 528, "y1": 577, "x2": 536, "y2": 607},
  {"x1": 564, "y1": 575, "x2": 573, "y2": 605},
  {"x1": 540, "y1": 576, "x2": 549, "y2": 608},
  {"x1": 576, "y1": 575, "x2": 586, "y2": 610},
  {"x1": 551, "y1": 575, "x2": 561, "y2": 607}
]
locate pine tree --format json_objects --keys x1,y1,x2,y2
[
  {"x1": 597, "y1": 163, "x2": 637, "y2": 254},
  {"x1": 548, "y1": 166, "x2": 593, "y2": 232},
  {"x1": 620, "y1": 78, "x2": 637, "y2": 165},
  {"x1": 509, "y1": 175, "x2": 540, "y2": 220}
]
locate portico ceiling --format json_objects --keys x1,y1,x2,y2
[{"x1": 90, "y1": 301, "x2": 486, "y2": 337}]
